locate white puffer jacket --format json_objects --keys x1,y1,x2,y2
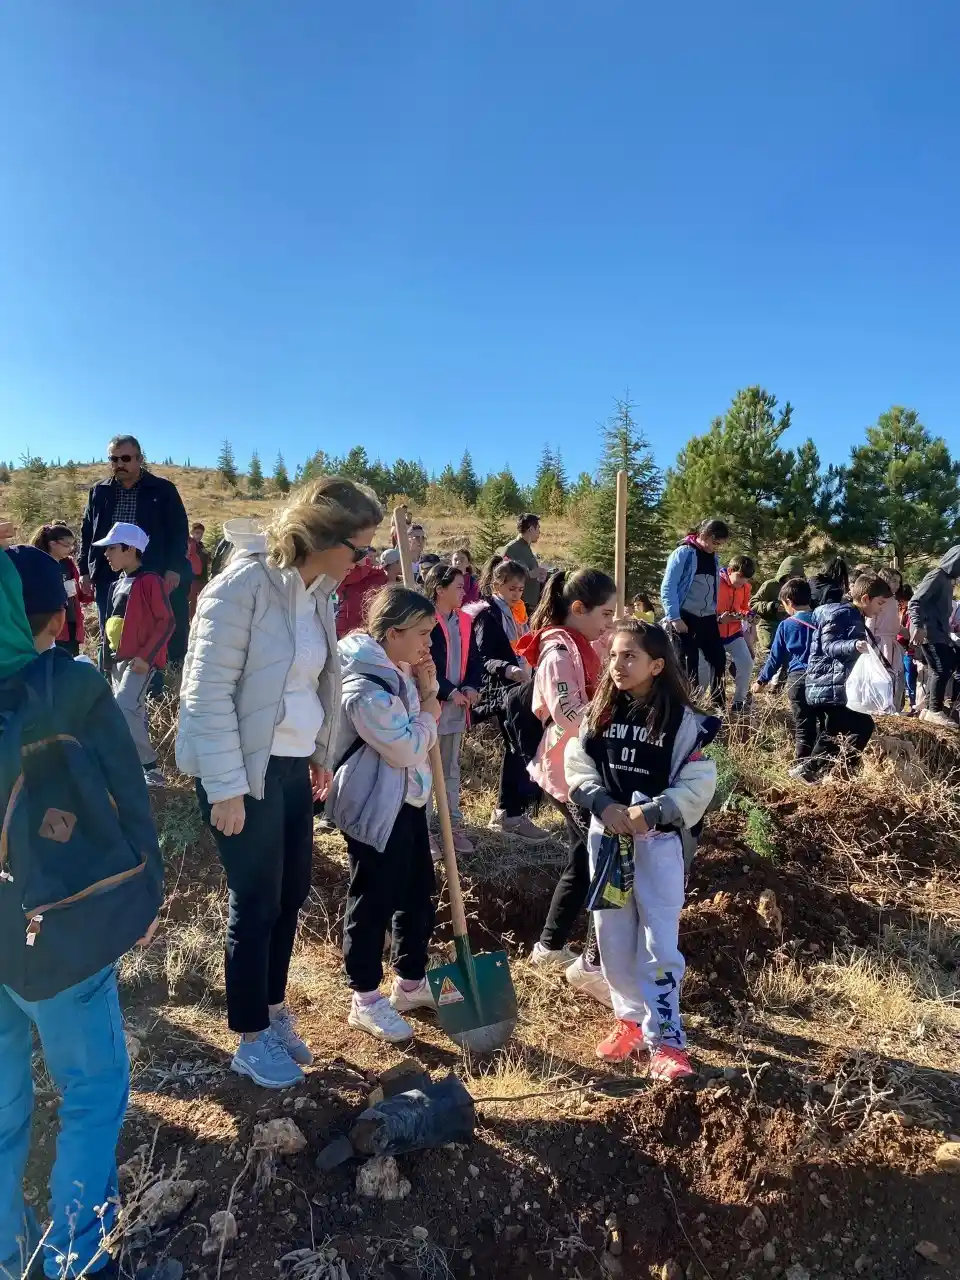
[{"x1": 176, "y1": 547, "x2": 341, "y2": 803}]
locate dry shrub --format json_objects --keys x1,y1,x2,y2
[{"x1": 751, "y1": 957, "x2": 811, "y2": 1013}]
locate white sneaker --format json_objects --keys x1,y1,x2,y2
[
  {"x1": 565, "y1": 956, "x2": 613, "y2": 1008},
  {"x1": 921, "y1": 709, "x2": 956, "y2": 729},
  {"x1": 530, "y1": 941, "x2": 579, "y2": 969},
  {"x1": 348, "y1": 995, "x2": 414, "y2": 1043},
  {"x1": 389, "y1": 977, "x2": 437, "y2": 1013}
]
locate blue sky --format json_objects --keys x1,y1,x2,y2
[{"x1": 1, "y1": 1, "x2": 958, "y2": 482}]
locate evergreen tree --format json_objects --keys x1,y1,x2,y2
[
  {"x1": 300, "y1": 449, "x2": 342, "y2": 482},
  {"x1": 217, "y1": 440, "x2": 238, "y2": 486},
  {"x1": 0, "y1": 463, "x2": 10, "y2": 484},
  {"x1": 340, "y1": 446, "x2": 371, "y2": 485},
  {"x1": 663, "y1": 386, "x2": 820, "y2": 560},
  {"x1": 475, "y1": 490, "x2": 507, "y2": 561},
  {"x1": 480, "y1": 466, "x2": 524, "y2": 515},
  {"x1": 576, "y1": 398, "x2": 668, "y2": 597},
  {"x1": 436, "y1": 463, "x2": 461, "y2": 499},
  {"x1": 531, "y1": 444, "x2": 567, "y2": 517},
  {"x1": 455, "y1": 450, "x2": 480, "y2": 505},
  {"x1": 273, "y1": 451, "x2": 291, "y2": 494},
  {"x1": 248, "y1": 450, "x2": 265, "y2": 497},
  {"x1": 832, "y1": 407, "x2": 960, "y2": 568},
  {"x1": 390, "y1": 458, "x2": 429, "y2": 504}
]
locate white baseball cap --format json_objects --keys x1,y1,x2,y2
[{"x1": 92, "y1": 521, "x2": 150, "y2": 552}]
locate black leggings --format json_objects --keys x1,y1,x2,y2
[
  {"x1": 679, "y1": 612, "x2": 726, "y2": 707},
  {"x1": 199, "y1": 756, "x2": 314, "y2": 1034},
  {"x1": 540, "y1": 798, "x2": 590, "y2": 950},
  {"x1": 343, "y1": 803, "x2": 437, "y2": 993},
  {"x1": 495, "y1": 711, "x2": 540, "y2": 817}
]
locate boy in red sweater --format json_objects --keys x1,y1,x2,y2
[{"x1": 93, "y1": 522, "x2": 174, "y2": 786}]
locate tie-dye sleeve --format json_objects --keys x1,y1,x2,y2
[{"x1": 351, "y1": 688, "x2": 438, "y2": 770}]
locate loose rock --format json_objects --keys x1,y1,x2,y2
[
  {"x1": 738, "y1": 1206, "x2": 768, "y2": 1241},
  {"x1": 202, "y1": 1210, "x2": 238, "y2": 1257},
  {"x1": 784, "y1": 1267, "x2": 810, "y2": 1280},
  {"x1": 253, "y1": 1118, "x2": 307, "y2": 1156},
  {"x1": 141, "y1": 1180, "x2": 203, "y2": 1230},
  {"x1": 661, "y1": 1262, "x2": 683, "y2": 1280},
  {"x1": 757, "y1": 889, "x2": 783, "y2": 932},
  {"x1": 915, "y1": 1240, "x2": 950, "y2": 1265},
  {"x1": 355, "y1": 1156, "x2": 411, "y2": 1201},
  {"x1": 934, "y1": 1141, "x2": 960, "y2": 1173}
]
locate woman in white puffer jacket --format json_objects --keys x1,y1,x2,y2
[{"x1": 176, "y1": 477, "x2": 383, "y2": 1089}]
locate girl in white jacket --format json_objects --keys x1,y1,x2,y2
[
  {"x1": 564, "y1": 618, "x2": 717, "y2": 1081},
  {"x1": 177, "y1": 478, "x2": 383, "y2": 1090}
]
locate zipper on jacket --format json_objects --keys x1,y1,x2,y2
[{"x1": 23, "y1": 855, "x2": 148, "y2": 945}]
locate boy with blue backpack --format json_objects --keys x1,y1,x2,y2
[{"x1": 0, "y1": 544, "x2": 168, "y2": 1280}]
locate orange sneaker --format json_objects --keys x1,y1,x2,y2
[
  {"x1": 649, "y1": 1044, "x2": 695, "y2": 1083},
  {"x1": 596, "y1": 1020, "x2": 647, "y2": 1062}
]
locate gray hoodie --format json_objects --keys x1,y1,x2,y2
[
  {"x1": 909, "y1": 545, "x2": 960, "y2": 645},
  {"x1": 325, "y1": 634, "x2": 438, "y2": 852}
]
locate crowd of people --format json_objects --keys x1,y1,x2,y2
[{"x1": 2, "y1": 446, "x2": 960, "y2": 1279}]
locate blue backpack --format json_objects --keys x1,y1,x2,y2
[{"x1": 0, "y1": 650, "x2": 162, "y2": 1000}]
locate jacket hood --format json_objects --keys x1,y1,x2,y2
[
  {"x1": 223, "y1": 518, "x2": 267, "y2": 557},
  {"x1": 0, "y1": 551, "x2": 38, "y2": 679},
  {"x1": 341, "y1": 561, "x2": 388, "y2": 590},
  {"x1": 939, "y1": 545, "x2": 960, "y2": 578},
  {"x1": 338, "y1": 632, "x2": 403, "y2": 693},
  {"x1": 777, "y1": 556, "x2": 805, "y2": 581},
  {"x1": 516, "y1": 624, "x2": 574, "y2": 666}
]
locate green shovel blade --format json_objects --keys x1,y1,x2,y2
[{"x1": 428, "y1": 939, "x2": 518, "y2": 1052}]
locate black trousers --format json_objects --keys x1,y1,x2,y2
[
  {"x1": 495, "y1": 711, "x2": 540, "y2": 817},
  {"x1": 920, "y1": 642, "x2": 957, "y2": 713},
  {"x1": 808, "y1": 705, "x2": 874, "y2": 777},
  {"x1": 198, "y1": 755, "x2": 314, "y2": 1033},
  {"x1": 167, "y1": 575, "x2": 192, "y2": 666},
  {"x1": 343, "y1": 803, "x2": 437, "y2": 993},
  {"x1": 679, "y1": 611, "x2": 726, "y2": 707},
  {"x1": 787, "y1": 671, "x2": 822, "y2": 760},
  {"x1": 540, "y1": 797, "x2": 590, "y2": 950}
]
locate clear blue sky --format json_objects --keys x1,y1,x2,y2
[{"x1": 1, "y1": 1, "x2": 958, "y2": 482}]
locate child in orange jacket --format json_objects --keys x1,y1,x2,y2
[{"x1": 717, "y1": 555, "x2": 755, "y2": 711}]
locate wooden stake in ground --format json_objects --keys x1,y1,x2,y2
[
  {"x1": 614, "y1": 468, "x2": 628, "y2": 616},
  {"x1": 391, "y1": 508, "x2": 517, "y2": 1053}
]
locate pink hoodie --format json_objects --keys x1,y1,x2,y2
[{"x1": 527, "y1": 628, "x2": 592, "y2": 803}]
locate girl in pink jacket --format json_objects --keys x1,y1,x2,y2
[{"x1": 519, "y1": 569, "x2": 616, "y2": 1001}]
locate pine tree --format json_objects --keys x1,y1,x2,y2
[
  {"x1": 480, "y1": 466, "x2": 524, "y2": 515},
  {"x1": 248, "y1": 450, "x2": 265, "y2": 498},
  {"x1": 390, "y1": 458, "x2": 429, "y2": 504},
  {"x1": 456, "y1": 450, "x2": 480, "y2": 505},
  {"x1": 273, "y1": 451, "x2": 291, "y2": 495},
  {"x1": 217, "y1": 440, "x2": 238, "y2": 486},
  {"x1": 0, "y1": 463, "x2": 10, "y2": 484},
  {"x1": 475, "y1": 490, "x2": 507, "y2": 561},
  {"x1": 832, "y1": 407, "x2": 960, "y2": 568},
  {"x1": 662, "y1": 386, "x2": 820, "y2": 560},
  {"x1": 576, "y1": 398, "x2": 668, "y2": 597}
]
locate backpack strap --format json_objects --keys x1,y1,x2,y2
[{"x1": 336, "y1": 673, "x2": 396, "y2": 771}]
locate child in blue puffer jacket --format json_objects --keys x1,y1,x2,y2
[{"x1": 798, "y1": 574, "x2": 892, "y2": 783}]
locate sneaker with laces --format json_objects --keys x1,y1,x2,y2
[
  {"x1": 451, "y1": 828, "x2": 475, "y2": 854},
  {"x1": 565, "y1": 956, "x2": 613, "y2": 1008},
  {"x1": 231, "y1": 1029, "x2": 304, "y2": 1088},
  {"x1": 143, "y1": 767, "x2": 167, "y2": 788},
  {"x1": 530, "y1": 941, "x2": 578, "y2": 969},
  {"x1": 269, "y1": 1007, "x2": 314, "y2": 1066},
  {"x1": 389, "y1": 977, "x2": 437, "y2": 1013},
  {"x1": 596, "y1": 1019, "x2": 647, "y2": 1062},
  {"x1": 921, "y1": 709, "x2": 956, "y2": 729},
  {"x1": 501, "y1": 814, "x2": 551, "y2": 843},
  {"x1": 349, "y1": 995, "x2": 415, "y2": 1043},
  {"x1": 648, "y1": 1044, "x2": 695, "y2": 1083}
]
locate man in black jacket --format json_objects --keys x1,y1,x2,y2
[{"x1": 79, "y1": 435, "x2": 191, "y2": 635}]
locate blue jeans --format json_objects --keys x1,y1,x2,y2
[
  {"x1": 903, "y1": 652, "x2": 917, "y2": 708},
  {"x1": 0, "y1": 967, "x2": 129, "y2": 1278}
]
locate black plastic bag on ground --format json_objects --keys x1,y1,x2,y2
[{"x1": 349, "y1": 1074, "x2": 476, "y2": 1156}]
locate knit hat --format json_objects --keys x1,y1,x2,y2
[{"x1": 4, "y1": 545, "x2": 68, "y2": 616}]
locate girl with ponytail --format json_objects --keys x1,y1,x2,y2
[{"x1": 520, "y1": 569, "x2": 617, "y2": 1002}]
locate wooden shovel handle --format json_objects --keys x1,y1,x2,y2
[
  {"x1": 392, "y1": 508, "x2": 471, "y2": 939},
  {"x1": 614, "y1": 469, "x2": 627, "y2": 618}
]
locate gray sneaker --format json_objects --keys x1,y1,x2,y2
[
  {"x1": 143, "y1": 767, "x2": 167, "y2": 788},
  {"x1": 503, "y1": 815, "x2": 551, "y2": 844},
  {"x1": 231, "y1": 1029, "x2": 304, "y2": 1089},
  {"x1": 269, "y1": 1007, "x2": 314, "y2": 1067}
]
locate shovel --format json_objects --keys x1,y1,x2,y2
[{"x1": 393, "y1": 508, "x2": 518, "y2": 1052}]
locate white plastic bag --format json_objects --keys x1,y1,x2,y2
[{"x1": 845, "y1": 649, "x2": 895, "y2": 716}]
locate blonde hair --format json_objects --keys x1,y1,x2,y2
[
  {"x1": 267, "y1": 476, "x2": 383, "y2": 569},
  {"x1": 365, "y1": 585, "x2": 435, "y2": 642}
]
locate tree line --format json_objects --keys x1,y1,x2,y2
[{"x1": 4, "y1": 391, "x2": 959, "y2": 595}]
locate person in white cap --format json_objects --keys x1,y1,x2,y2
[{"x1": 92, "y1": 522, "x2": 174, "y2": 787}]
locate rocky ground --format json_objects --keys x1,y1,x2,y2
[{"x1": 20, "y1": 712, "x2": 960, "y2": 1280}]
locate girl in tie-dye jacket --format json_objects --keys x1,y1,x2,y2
[{"x1": 327, "y1": 586, "x2": 443, "y2": 1045}]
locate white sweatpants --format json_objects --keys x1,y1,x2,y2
[{"x1": 589, "y1": 826, "x2": 687, "y2": 1048}]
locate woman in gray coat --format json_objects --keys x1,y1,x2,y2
[{"x1": 177, "y1": 477, "x2": 383, "y2": 1088}]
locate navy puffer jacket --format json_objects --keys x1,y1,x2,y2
[{"x1": 804, "y1": 603, "x2": 866, "y2": 708}]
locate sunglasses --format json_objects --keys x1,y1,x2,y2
[
  {"x1": 109, "y1": 454, "x2": 135, "y2": 464},
  {"x1": 340, "y1": 538, "x2": 372, "y2": 564}
]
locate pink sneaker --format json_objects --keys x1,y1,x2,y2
[
  {"x1": 596, "y1": 1020, "x2": 648, "y2": 1062},
  {"x1": 649, "y1": 1045, "x2": 695, "y2": 1083}
]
